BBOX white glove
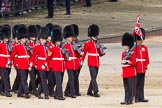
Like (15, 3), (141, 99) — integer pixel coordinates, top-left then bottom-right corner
(41, 65), (45, 69)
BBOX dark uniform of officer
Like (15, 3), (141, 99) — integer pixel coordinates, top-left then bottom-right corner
(45, 0), (54, 18)
(85, 0), (91, 7)
(65, 0), (71, 15)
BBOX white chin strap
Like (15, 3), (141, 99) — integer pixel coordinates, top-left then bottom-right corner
(91, 37), (97, 41)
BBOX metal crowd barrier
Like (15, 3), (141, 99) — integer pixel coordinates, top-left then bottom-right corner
(0, 0), (47, 15)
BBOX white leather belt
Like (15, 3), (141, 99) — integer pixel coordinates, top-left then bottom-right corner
(122, 64), (131, 67)
(18, 55), (30, 58)
(52, 58), (64, 60)
(88, 53), (99, 56)
(69, 57), (77, 60)
(0, 54), (10, 57)
(136, 59), (146, 62)
(37, 57), (46, 60)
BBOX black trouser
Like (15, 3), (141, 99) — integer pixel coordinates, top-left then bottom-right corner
(29, 67), (39, 93)
(65, 69), (76, 96)
(0, 79), (4, 93)
(65, 0), (71, 14)
(18, 69), (29, 94)
(136, 73), (145, 100)
(47, 0), (54, 17)
(85, 0), (91, 6)
(123, 77), (134, 103)
(12, 68), (19, 91)
(0, 68), (11, 93)
(48, 69), (56, 95)
(74, 70), (80, 94)
(54, 72), (64, 97)
(38, 70), (49, 96)
(88, 66), (99, 94)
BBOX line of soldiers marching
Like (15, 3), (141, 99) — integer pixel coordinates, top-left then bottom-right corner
(0, 23), (106, 100)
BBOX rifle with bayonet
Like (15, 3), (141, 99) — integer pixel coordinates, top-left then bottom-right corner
(8, 39), (13, 52)
(61, 43), (70, 61)
(72, 40), (83, 57)
(96, 38), (107, 56)
(123, 44), (136, 64)
(25, 40), (33, 53)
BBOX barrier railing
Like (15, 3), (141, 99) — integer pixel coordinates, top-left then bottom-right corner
(0, 0), (47, 15)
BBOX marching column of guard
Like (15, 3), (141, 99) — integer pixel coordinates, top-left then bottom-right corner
(0, 23), (105, 100)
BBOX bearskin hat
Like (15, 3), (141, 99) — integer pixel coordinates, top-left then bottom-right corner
(12, 24), (20, 39)
(1, 25), (11, 39)
(51, 25), (63, 43)
(28, 25), (38, 38)
(17, 24), (28, 40)
(3, 24), (11, 29)
(54, 25), (62, 30)
(46, 23), (54, 36)
(122, 32), (134, 48)
(132, 28), (146, 41)
(39, 27), (49, 39)
(71, 24), (79, 37)
(88, 24), (99, 37)
(63, 25), (74, 39)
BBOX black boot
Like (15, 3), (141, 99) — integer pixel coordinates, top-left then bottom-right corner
(25, 93), (31, 99)
(57, 96), (65, 100)
(17, 94), (25, 97)
(38, 95), (43, 99)
(45, 95), (49, 100)
(87, 92), (94, 96)
(6, 92), (12, 97)
(94, 93), (100, 97)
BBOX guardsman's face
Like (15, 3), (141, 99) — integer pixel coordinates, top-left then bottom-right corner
(137, 40), (143, 45)
(40, 38), (47, 44)
(48, 36), (51, 41)
(55, 41), (61, 46)
(14, 37), (18, 41)
(66, 36), (73, 42)
(30, 37), (36, 41)
(123, 45), (129, 51)
(20, 38), (27, 44)
(3, 38), (9, 42)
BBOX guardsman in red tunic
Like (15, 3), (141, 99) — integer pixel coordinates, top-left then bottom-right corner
(45, 23), (56, 97)
(120, 33), (136, 105)
(63, 25), (78, 98)
(27, 25), (39, 96)
(48, 25), (65, 100)
(11, 24), (20, 93)
(82, 24), (105, 97)
(0, 25), (12, 97)
(71, 24), (83, 96)
(29, 27), (49, 99)
(0, 26), (3, 94)
(133, 28), (150, 103)
(8, 24), (31, 99)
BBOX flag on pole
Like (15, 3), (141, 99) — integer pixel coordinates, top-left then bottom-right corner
(133, 14), (144, 40)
